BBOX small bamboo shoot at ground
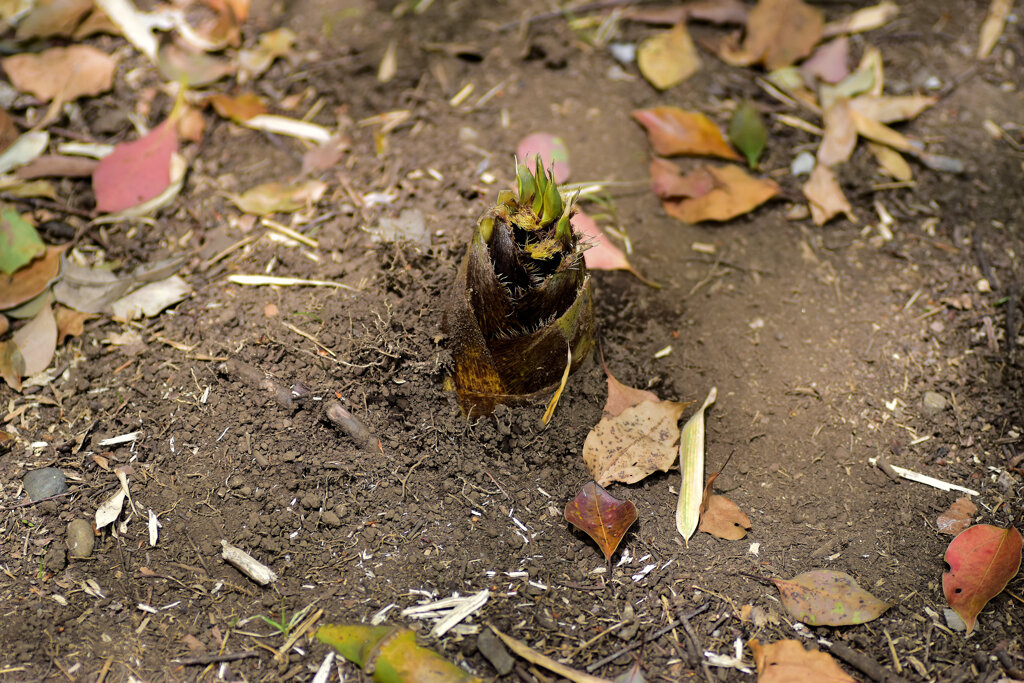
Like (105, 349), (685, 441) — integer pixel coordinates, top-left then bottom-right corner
(443, 160), (595, 416)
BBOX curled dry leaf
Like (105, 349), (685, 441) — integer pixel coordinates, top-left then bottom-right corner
(942, 524), (1023, 633)
(1, 45), (116, 103)
(228, 180), (327, 215)
(978, 0), (1013, 59)
(583, 399), (686, 486)
(772, 570), (890, 626)
(55, 305), (93, 345)
(750, 639), (855, 683)
(849, 94), (937, 124)
(676, 387), (716, 541)
(662, 165), (779, 223)
(817, 98), (856, 167)
(936, 497), (978, 535)
(564, 481), (638, 562)
(867, 142), (912, 182)
(632, 107), (740, 160)
(802, 164), (853, 226)
(9, 302), (57, 379)
(571, 212), (658, 287)
(823, 1), (899, 38)
(637, 22), (701, 90)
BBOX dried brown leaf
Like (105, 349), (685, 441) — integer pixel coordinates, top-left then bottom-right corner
(802, 164), (853, 226)
(750, 639), (856, 683)
(632, 107), (740, 160)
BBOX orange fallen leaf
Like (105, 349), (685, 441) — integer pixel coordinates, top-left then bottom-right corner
(661, 165), (779, 223)
(632, 107), (740, 160)
(698, 467), (751, 540)
(943, 524), (1023, 633)
(583, 399), (686, 486)
(207, 92), (268, 123)
(802, 164), (853, 226)
(936, 497), (977, 536)
(564, 481), (637, 562)
(55, 305), (94, 345)
(772, 570), (890, 626)
(750, 639), (855, 683)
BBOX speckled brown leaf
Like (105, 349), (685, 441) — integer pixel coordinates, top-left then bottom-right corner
(564, 481), (638, 562)
(750, 639), (855, 683)
(772, 570), (890, 626)
(584, 400), (686, 486)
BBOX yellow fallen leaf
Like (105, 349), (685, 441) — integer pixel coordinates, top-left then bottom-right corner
(867, 142), (912, 181)
(637, 22), (701, 90)
(978, 0), (1013, 58)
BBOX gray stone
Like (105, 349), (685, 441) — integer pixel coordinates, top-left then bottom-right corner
(922, 391), (948, 416)
(367, 209), (429, 250)
(943, 608), (967, 632)
(67, 519), (95, 559)
(477, 628), (514, 676)
(23, 467), (67, 501)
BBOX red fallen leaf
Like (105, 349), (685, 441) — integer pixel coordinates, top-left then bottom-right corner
(632, 107), (740, 160)
(772, 570), (890, 626)
(750, 639), (855, 683)
(564, 481), (637, 562)
(943, 524), (1023, 633)
(571, 211), (658, 287)
(650, 158), (716, 199)
(92, 120), (178, 213)
(936, 497), (977, 535)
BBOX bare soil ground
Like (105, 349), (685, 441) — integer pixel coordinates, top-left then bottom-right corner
(2, 1), (1023, 681)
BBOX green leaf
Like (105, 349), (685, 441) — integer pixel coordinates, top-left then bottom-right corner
(0, 208), (44, 275)
(728, 101), (767, 169)
(516, 162), (536, 205)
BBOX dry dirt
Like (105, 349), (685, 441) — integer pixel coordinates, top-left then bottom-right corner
(1, 1), (1023, 681)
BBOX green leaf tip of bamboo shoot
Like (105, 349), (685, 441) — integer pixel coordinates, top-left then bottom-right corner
(516, 161), (536, 205)
(541, 174), (563, 224)
(531, 157), (547, 216)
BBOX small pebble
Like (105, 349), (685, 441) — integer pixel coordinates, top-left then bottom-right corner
(23, 467), (67, 501)
(791, 151), (816, 176)
(67, 519), (95, 559)
(477, 628), (514, 676)
(922, 391), (948, 416)
(943, 608), (967, 631)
